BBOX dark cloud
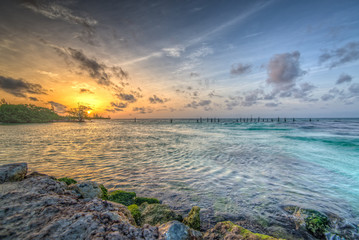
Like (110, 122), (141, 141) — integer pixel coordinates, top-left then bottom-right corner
(190, 72), (199, 77)
(149, 95), (169, 104)
(116, 93), (136, 103)
(48, 101), (67, 113)
(29, 97), (39, 101)
(67, 48), (111, 86)
(112, 66), (128, 80)
(185, 100), (211, 109)
(208, 90), (222, 98)
(267, 51), (306, 91)
(133, 107), (153, 114)
(110, 102), (127, 109)
(349, 83), (359, 94)
(321, 93), (335, 101)
(0, 75), (47, 98)
(336, 74), (352, 84)
(230, 63), (252, 75)
(51, 47), (128, 88)
(22, 0), (97, 44)
(22, 0), (97, 27)
(265, 102), (279, 107)
(319, 42), (359, 68)
(80, 88), (94, 94)
(242, 89), (263, 106)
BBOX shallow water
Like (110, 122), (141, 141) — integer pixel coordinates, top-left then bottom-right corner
(0, 119), (358, 234)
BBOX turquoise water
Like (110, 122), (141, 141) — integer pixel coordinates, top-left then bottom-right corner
(0, 119), (358, 234)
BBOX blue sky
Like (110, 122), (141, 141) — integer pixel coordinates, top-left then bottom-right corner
(0, 0), (358, 117)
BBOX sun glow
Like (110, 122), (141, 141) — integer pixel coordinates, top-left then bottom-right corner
(87, 110), (91, 114)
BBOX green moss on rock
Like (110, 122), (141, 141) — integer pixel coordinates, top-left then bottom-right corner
(108, 190), (136, 206)
(305, 212), (329, 238)
(183, 206), (201, 230)
(139, 202), (183, 226)
(58, 177), (77, 185)
(134, 197), (160, 205)
(128, 204), (141, 226)
(203, 221), (283, 240)
(99, 184), (108, 200)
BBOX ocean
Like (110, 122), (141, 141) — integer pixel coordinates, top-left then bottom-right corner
(1, 118), (358, 236)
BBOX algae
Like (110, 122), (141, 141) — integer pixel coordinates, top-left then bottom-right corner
(57, 177), (77, 185)
(134, 197), (160, 205)
(128, 204), (141, 226)
(108, 190), (136, 206)
(183, 206), (201, 230)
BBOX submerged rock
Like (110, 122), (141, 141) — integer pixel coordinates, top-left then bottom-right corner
(158, 220), (202, 240)
(0, 163), (27, 183)
(183, 206), (201, 231)
(203, 221), (283, 240)
(139, 202), (183, 226)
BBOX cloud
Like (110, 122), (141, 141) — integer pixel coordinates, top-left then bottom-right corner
(48, 101), (67, 113)
(349, 83), (359, 95)
(185, 99), (211, 109)
(190, 72), (199, 77)
(242, 89), (263, 106)
(267, 51), (306, 91)
(230, 63), (252, 75)
(321, 93), (335, 101)
(149, 95), (169, 104)
(107, 101), (128, 112)
(22, 0), (97, 26)
(116, 93), (137, 103)
(80, 88), (94, 94)
(53, 47), (128, 88)
(133, 107), (153, 114)
(67, 48), (111, 86)
(37, 70), (58, 78)
(29, 97), (39, 101)
(336, 73), (352, 84)
(162, 46), (185, 57)
(0, 75), (47, 98)
(265, 102), (279, 107)
(319, 42), (359, 68)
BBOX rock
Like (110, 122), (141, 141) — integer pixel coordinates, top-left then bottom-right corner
(203, 221), (283, 240)
(0, 163), (27, 183)
(139, 202), (183, 226)
(158, 220), (202, 240)
(0, 171), (159, 239)
(183, 206), (201, 230)
(69, 181), (104, 200)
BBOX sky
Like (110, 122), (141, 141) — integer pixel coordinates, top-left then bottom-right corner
(0, 0), (359, 118)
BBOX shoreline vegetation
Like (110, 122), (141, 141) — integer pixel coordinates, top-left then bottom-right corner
(0, 163), (353, 239)
(0, 101), (110, 123)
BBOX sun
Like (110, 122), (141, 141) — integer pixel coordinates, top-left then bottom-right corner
(87, 110), (91, 114)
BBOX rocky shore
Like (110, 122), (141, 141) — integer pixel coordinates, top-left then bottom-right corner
(0, 163), (356, 239)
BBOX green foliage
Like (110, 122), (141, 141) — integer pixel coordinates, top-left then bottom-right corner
(58, 177), (77, 185)
(134, 197), (160, 205)
(128, 204), (141, 226)
(99, 184), (108, 200)
(305, 213), (330, 238)
(108, 190), (136, 206)
(183, 206), (201, 230)
(0, 103), (61, 123)
(67, 105), (91, 122)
